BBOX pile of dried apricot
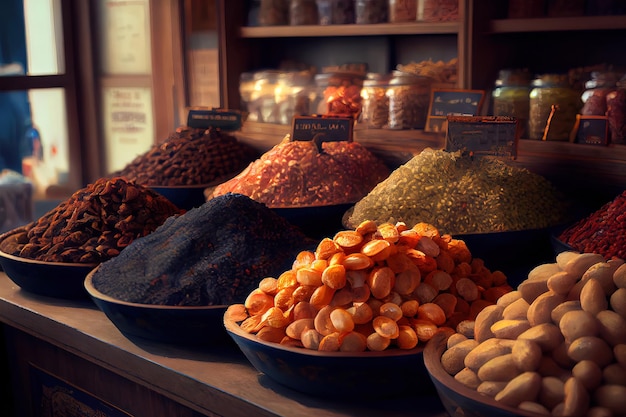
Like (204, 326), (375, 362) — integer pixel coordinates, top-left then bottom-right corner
(225, 220), (512, 352)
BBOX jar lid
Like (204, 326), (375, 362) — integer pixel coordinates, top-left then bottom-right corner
(531, 73), (569, 88)
(584, 71), (622, 89)
(389, 71), (433, 86)
(495, 69), (530, 87)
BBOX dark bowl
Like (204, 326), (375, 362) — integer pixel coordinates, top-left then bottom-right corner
(224, 315), (434, 399)
(149, 184), (209, 210)
(424, 332), (539, 417)
(0, 227), (98, 299)
(85, 267), (229, 345)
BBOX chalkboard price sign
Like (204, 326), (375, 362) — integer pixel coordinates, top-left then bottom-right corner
(445, 116), (519, 158)
(425, 89), (485, 132)
(187, 108), (242, 131)
(291, 115), (354, 143)
(571, 115), (609, 146)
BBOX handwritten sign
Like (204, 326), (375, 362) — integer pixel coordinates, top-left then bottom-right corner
(445, 116), (519, 158)
(291, 115), (354, 143)
(571, 114), (609, 146)
(425, 89), (485, 133)
(187, 108), (242, 131)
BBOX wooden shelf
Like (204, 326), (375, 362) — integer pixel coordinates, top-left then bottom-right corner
(240, 22), (460, 38)
(489, 15), (626, 33)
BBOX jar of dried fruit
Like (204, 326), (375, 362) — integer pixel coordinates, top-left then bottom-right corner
(314, 71), (365, 119)
(355, 0), (388, 23)
(606, 75), (626, 144)
(528, 73), (582, 140)
(360, 73), (391, 128)
(259, 0), (289, 26)
(386, 71), (433, 130)
(492, 69), (531, 137)
(581, 71), (621, 116)
(289, 0), (319, 25)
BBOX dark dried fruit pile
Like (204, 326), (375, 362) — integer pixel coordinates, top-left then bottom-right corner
(1, 177), (183, 263)
(113, 127), (259, 186)
(90, 193), (316, 306)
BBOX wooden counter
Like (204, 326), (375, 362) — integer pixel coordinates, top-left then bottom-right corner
(0, 273), (448, 417)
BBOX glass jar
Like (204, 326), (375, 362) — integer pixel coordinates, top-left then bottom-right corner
(528, 74), (582, 141)
(492, 69), (531, 137)
(507, 0), (545, 18)
(416, 0), (459, 22)
(360, 73), (390, 128)
(355, 0), (388, 23)
(581, 71), (621, 116)
(386, 71), (433, 130)
(290, 0), (319, 25)
(259, 0), (289, 26)
(314, 71), (365, 118)
(388, 0), (417, 22)
(276, 70), (315, 124)
(606, 76), (626, 144)
(316, 0), (355, 24)
(547, 0), (584, 16)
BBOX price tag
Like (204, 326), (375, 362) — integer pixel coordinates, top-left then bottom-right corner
(187, 108), (242, 131)
(571, 115), (609, 146)
(425, 89), (485, 133)
(291, 115), (354, 143)
(445, 116), (519, 159)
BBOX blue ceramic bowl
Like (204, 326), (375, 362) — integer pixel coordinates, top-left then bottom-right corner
(85, 266), (229, 345)
(224, 315), (433, 399)
(424, 332), (538, 417)
(0, 227), (98, 299)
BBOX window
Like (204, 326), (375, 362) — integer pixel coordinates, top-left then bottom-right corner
(0, 0), (99, 203)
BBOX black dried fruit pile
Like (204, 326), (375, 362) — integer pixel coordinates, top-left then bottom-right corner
(90, 193), (315, 306)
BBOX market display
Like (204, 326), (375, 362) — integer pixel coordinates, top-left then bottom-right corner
(90, 193), (314, 306)
(211, 137), (390, 208)
(225, 220), (513, 352)
(112, 126), (259, 186)
(344, 148), (568, 235)
(434, 251), (626, 416)
(558, 190), (626, 260)
(0, 177), (183, 264)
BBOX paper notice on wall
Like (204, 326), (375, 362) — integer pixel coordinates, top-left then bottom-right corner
(100, 0), (151, 75)
(102, 87), (154, 173)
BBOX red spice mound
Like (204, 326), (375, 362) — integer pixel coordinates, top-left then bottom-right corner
(211, 137), (390, 208)
(558, 190), (626, 259)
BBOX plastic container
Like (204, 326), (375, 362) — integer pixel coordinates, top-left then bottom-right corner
(290, 0), (319, 25)
(388, 0), (417, 22)
(360, 73), (390, 128)
(316, 0), (355, 24)
(581, 71), (621, 116)
(492, 69), (531, 137)
(259, 0), (289, 26)
(386, 71), (433, 130)
(528, 73), (582, 141)
(606, 76), (626, 144)
(355, 0), (388, 23)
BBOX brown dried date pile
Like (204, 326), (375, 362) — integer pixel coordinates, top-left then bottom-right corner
(2, 177), (183, 263)
(211, 137), (390, 208)
(113, 127), (259, 186)
(90, 193), (315, 306)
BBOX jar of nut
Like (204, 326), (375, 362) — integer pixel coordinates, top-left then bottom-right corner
(355, 0), (388, 23)
(606, 75), (626, 144)
(492, 69), (531, 137)
(386, 71), (433, 130)
(289, 0), (319, 25)
(360, 73), (391, 128)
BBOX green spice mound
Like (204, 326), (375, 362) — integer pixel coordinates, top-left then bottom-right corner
(345, 148), (568, 235)
(91, 193), (314, 306)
